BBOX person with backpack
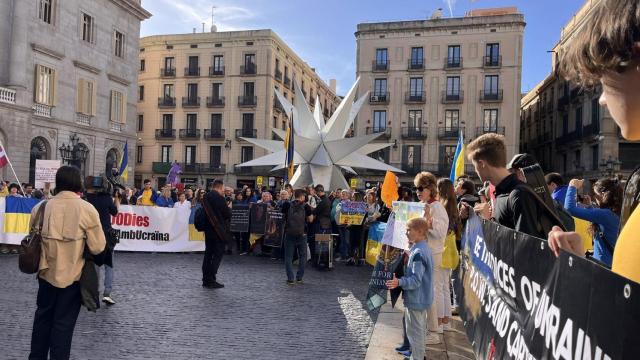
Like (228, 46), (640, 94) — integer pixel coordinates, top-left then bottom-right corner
(281, 189), (314, 285)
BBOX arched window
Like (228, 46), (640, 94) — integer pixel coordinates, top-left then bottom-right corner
(29, 137), (50, 185)
(106, 148), (119, 176)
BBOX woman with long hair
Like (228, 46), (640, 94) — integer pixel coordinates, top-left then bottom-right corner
(564, 178), (622, 266)
(437, 178), (463, 317)
(414, 172), (449, 345)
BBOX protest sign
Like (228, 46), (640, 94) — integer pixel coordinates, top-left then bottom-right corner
(230, 203), (250, 233)
(249, 203), (268, 234)
(458, 212), (640, 359)
(263, 210), (284, 247)
(338, 201), (367, 226)
(381, 201), (425, 250)
(35, 159), (61, 189)
(366, 244), (404, 310)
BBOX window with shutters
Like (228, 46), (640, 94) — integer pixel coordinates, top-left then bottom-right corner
(39, 0), (54, 24)
(136, 146), (143, 163)
(35, 65), (56, 106)
(110, 90), (125, 123)
(76, 78), (96, 115)
(114, 30), (125, 58)
(81, 13), (95, 44)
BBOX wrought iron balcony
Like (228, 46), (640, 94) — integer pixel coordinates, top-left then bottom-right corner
(372, 60), (389, 72)
(238, 95), (257, 107)
(179, 129), (200, 139)
(206, 96), (225, 107)
(400, 162), (423, 176)
(369, 92), (389, 105)
(233, 165), (274, 175)
(240, 63), (257, 75)
(160, 67), (176, 77)
(365, 127), (392, 139)
(181, 96), (200, 108)
(184, 67), (200, 77)
(158, 96), (176, 107)
(479, 90), (503, 102)
(209, 66), (225, 77)
(152, 162), (172, 174)
(475, 127), (506, 137)
(155, 129), (176, 140)
(204, 129), (225, 140)
(201, 163), (226, 174)
(401, 127), (428, 140)
(444, 57), (463, 69)
(441, 91), (464, 104)
(438, 127), (464, 139)
(407, 59), (424, 71)
(235, 128), (257, 138)
(275, 69), (282, 81)
(182, 163), (200, 174)
(405, 91), (426, 104)
(483, 55), (502, 68)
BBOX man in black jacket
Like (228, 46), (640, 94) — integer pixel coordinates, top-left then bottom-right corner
(202, 180), (231, 289)
(314, 185), (332, 234)
(467, 134), (550, 239)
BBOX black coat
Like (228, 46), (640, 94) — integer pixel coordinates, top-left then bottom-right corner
(203, 190), (232, 236)
(492, 174), (548, 239)
(85, 192), (118, 267)
(314, 195), (332, 229)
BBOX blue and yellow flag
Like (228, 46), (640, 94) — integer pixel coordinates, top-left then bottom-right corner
(119, 141), (128, 182)
(4, 197), (41, 233)
(284, 114), (295, 183)
(365, 221), (387, 266)
(188, 205), (205, 241)
(449, 130), (465, 182)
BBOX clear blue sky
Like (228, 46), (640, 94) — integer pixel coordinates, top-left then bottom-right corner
(140, 0), (585, 95)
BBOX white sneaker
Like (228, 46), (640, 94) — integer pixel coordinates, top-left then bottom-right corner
(436, 324), (444, 334)
(426, 332), (441, 345)
(102, 296), (116, 305)
(443, 323), (454, 332)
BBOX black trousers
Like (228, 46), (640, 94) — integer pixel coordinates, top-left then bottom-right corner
(202, 231), (225, 284)
(30, 278), (81, 360)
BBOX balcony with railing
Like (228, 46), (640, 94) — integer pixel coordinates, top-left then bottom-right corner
(407, 59), (424, 71)
(109, 121), (123, 132)
(201, 163), (226, 174)
(441, 91), (464, 104)
(234, 165), (274, 175)
(401, 127), (428, 140)
(284, 76), (291, 88)
(400, 162), (424, 176)
(75, 113), (92, 126)
(204, 129), (225, 140)
(235, 128), (257, 138)
(155, 129), (176, 140)
(179, 129), (200, 139)
(158, 96), (176, 108)
(369, 92), (390, 105)
(206, 96), (225, 108)
(240, 63), (257, 75)
(275, 69), (282, 81)
(209, 66), (225, 77)
(152, 162), (172, 174)
(182, 96), (200, 108)
(479, 90), (503, 103)
(365, 127), (392, 139)
(238, 95), (257, 107)
(0, 86), (16, 104)
(438, 127), (464, 139)
(160, 67), (176, 77)
(483, 55), (502, 68)
(444, 57), (463, 70)
(33, 103), (52, 117)
(372, 60), (389, 72)
(184, 67), (200, 77)
(475, 126), (506, 137)
(405, 91), (426, 104)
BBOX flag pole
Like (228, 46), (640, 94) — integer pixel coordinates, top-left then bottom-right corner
(0, 140), (26, 195)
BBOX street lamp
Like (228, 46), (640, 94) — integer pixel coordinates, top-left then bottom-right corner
(599, 156), (622, 178)
(58, 133), (89, 171)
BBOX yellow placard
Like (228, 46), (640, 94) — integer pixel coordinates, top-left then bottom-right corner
(256, 176), (264, 187)
(350, 178), (358, 188)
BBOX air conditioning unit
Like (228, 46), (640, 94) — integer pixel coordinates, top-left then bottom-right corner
(371, 95), (379, 102)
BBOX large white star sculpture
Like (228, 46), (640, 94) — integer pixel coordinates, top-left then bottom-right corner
(236, 77), (404, 190)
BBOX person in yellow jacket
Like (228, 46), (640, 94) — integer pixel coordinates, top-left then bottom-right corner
(547, 0), (640, 284)
(0, 181), (8, 197)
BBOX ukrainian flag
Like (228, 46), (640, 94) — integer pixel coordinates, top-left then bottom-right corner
(365, 221), (387, 266)
(449, 130), (465, 182)
(284, 115), (295, 183)
(4, 197), (41, 233)
(119, 141), (128, 182)
(188, 206), (204, 241)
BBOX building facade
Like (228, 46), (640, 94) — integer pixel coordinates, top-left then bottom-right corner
(136, 29), (341, 189)
(0, 0), (150, 187)
(354, 8), (525, 184)
(520, 0), (640, 185)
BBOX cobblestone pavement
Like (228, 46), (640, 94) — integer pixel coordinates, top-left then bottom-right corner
(0, 253), (378, 360)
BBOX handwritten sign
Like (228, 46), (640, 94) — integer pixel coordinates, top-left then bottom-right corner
(35, 159), (61, 190)
(338, 201), (367, 226)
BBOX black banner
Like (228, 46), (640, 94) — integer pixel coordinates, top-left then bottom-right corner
(459, 213), (640, 359)
(230, 204), (250, 233)
(263, 210), (284, 247)
(249, 203), (268, 235)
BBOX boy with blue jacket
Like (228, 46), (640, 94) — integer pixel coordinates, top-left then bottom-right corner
(387, 216), (434, 360)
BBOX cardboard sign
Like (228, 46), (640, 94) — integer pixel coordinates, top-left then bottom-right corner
(338, 201), (367, 226)
(35, 159), (61, 190)
(230, 204), (250, 233)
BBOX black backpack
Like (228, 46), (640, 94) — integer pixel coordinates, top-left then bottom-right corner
(194, 206), (208, 232)
(286, 202), (306, 236)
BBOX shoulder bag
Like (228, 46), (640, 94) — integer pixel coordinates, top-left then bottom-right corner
(19, 201), (47, 274)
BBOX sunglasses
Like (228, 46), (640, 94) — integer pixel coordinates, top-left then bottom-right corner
(415, 186), (425, 192)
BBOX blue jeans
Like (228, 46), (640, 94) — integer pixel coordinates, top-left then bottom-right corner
(103, 265), (114, 296)
(338, 226), (350, 258)
(284, 234), (307, 281)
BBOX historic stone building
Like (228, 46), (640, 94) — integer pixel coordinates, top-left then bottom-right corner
(354, 8), (525, 184)
(0, 0), (150, 186)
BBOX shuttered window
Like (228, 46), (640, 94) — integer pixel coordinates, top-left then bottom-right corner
(34, 65), (56, 106)
(110, 90), (125, 123)
(76, 78), (96, 115)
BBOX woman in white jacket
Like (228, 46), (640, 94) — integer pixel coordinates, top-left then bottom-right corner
(414, 171), (449, 344)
